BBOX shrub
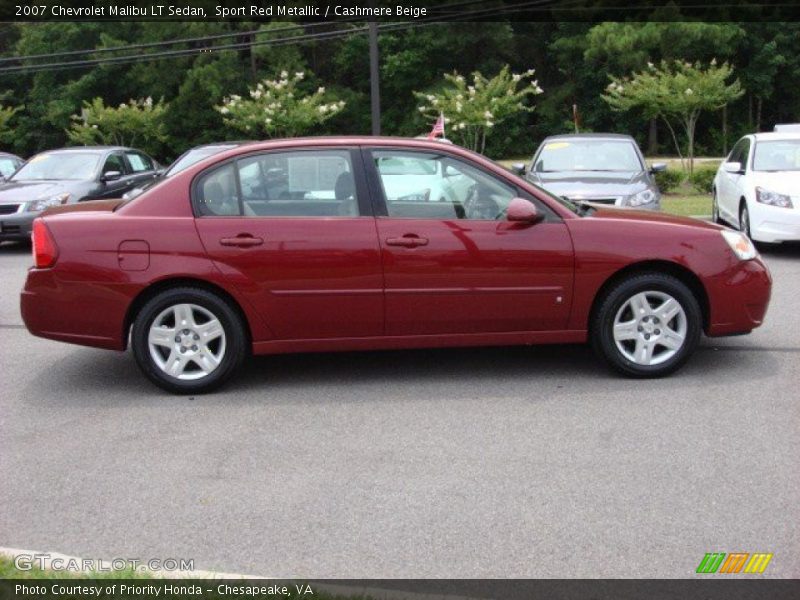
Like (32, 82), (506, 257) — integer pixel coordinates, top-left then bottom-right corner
(654, 167), (684, 193)
(688, 166), (717, 194)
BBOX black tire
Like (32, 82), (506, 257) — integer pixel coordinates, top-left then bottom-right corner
(711, 190), (723, 224)
(739, 202), (751, 239)
(131, 287), (247, 394)
(591, 272), (702, 378)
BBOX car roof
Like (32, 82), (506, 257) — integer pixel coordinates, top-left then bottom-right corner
(0, 151), (22, 159)
(750, 132), (800, 141)
(36, 146), (136, 154)
(541, 133), (636, 142)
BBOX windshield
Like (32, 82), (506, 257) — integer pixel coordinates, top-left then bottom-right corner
(533, 139), (643, 172)
(0, 157), (19, 178)
(12, 151), (100, 181)
(752, 140), (800, 171)
(166, 145), (236, 176)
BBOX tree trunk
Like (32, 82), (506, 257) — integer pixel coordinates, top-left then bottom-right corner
(756, 97), (763, 132)
(722, 104), (728, 156)
(662, 117), (685, 173)
(647, 118), (658, 155)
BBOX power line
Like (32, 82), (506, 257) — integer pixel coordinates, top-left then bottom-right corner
(0, 0), (493, 66)
(0, 0), (556, 76)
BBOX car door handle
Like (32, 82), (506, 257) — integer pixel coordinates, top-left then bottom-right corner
(219, 235), (263, 247)
(386, 235), (429, 248)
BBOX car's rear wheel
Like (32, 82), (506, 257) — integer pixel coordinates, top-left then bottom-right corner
(132, 287), (247, 394)
(592, 273), (701, 377)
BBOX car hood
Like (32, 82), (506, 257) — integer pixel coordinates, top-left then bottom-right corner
(0, 180), (74, 203)
(748, 170), (800, 195)
(586, 205), (723, 231)
(529, 170), (649, 198)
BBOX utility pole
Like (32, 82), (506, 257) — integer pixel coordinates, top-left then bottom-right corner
(368, 21), (381, 135)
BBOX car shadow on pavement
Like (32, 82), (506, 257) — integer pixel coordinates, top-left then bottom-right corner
(23, 339), (770, 405)
(0, 240), (31, 254)
(757, 241), (800, 257)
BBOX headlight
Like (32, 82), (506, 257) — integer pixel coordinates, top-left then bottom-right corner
(627, 189), (657, 207)
(755, 186), (793, 208)
(721, 230), (758, 260)
(28, 193), (70, 212)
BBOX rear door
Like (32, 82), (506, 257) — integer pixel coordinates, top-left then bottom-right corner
(124, 150), (159, 189)
(193, 147), (384, 340)
(364, 147), (574, 336)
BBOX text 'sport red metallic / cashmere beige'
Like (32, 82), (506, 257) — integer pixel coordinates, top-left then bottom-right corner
(20, 137), (771, 393)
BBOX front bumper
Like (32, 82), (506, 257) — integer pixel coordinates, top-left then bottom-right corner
(750, 203), (800, 243)
(706, 256), (772, 336)
(0, 208), (36, 241)
(572, 196), (661, 211)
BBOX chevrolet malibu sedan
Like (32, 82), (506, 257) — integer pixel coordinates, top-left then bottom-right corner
(713, 132), (800, 243)
(0, 146), (158, 242)
(21, 137), (771, 393)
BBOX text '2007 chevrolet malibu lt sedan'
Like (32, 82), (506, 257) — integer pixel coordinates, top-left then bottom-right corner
(21, 137), (772, 393)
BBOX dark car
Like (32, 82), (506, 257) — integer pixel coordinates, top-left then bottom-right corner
(0, 151), (23, 181)
(514, 134), (666, 210)
(123, 142), (252, 200)
(0, 146), (159, 242)
(21, 137), (770, 394)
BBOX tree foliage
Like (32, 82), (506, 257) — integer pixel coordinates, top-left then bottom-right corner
(216, 71), (345, 138)
(66, 97), (168, 155)
(603, 60), (743, 171)
(415, 66), (542, 152)
(0, 104), (21, 146)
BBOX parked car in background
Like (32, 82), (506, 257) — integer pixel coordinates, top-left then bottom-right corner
(514, 134), (666, 210)
(123, 142), (251, 200)
(0, 151), (23, 181)
(21, 137), (771, 393)
(0, 146), (159, 242)
(713, 132), (800, 244)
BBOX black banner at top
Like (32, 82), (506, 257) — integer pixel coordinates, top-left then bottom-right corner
(3, 0), (800, 22)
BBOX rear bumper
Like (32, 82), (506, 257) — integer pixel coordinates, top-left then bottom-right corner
(705, 256), (772, 336)
(21, 268), (130, 351)
(0, 210), (35, 240)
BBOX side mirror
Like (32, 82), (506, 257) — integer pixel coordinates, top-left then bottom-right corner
(723, 161), (743, 174)
(506, 197), (542, 223)
(101, 170), (122, 182)
(511, 163), (527, 176)
(649, 162), (667, 173)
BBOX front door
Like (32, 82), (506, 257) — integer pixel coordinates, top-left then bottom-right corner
(193, 148), (383, 340)
(365, 148), (574, 336)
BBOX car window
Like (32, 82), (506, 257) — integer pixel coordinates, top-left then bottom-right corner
(102, 153), (127, 175)
(236, 150), (359, 217)
(752, 140), (800, 171)
(373, 150), (517, 220)
(0, 157), (19, 177)
(195, 163), (240, 216)
(728, 139), (750, 168)
(126, 152), (154, 173)
(533, 139), (643, 172)
(11, 151), (101, 181)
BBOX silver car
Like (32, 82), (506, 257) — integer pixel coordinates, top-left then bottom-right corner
(514, 133), (666, 210)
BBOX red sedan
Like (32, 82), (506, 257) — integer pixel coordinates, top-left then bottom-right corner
(21, 137), (771, 393)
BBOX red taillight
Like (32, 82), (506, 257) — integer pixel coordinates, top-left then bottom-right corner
(32, 219), (58, 268)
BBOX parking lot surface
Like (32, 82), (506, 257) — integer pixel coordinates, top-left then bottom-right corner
(1, 240), (798, 578)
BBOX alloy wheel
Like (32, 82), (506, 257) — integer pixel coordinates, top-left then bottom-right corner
(612, 290), (688, 366)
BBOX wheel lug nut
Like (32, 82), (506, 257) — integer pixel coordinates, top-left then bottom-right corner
(180, 346), (186, 353)
(193, 334), (199, 340)
(637, 326), (643, 332)
(192, 345), (198, 351)
(644, 334), (650, 340)
(175, 336), (181, 343)
(655, 329), (661, 335)
(183, 329), (190, 335)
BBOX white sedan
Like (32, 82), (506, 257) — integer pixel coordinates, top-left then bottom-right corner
(713, 132), (800, 243)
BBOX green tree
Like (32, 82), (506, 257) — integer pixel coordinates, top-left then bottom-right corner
(0, 103), (21, 146)
(603, 60), (743, 172)
(66, 96), (168, 155)
(216, 71), (345, 138)
(415, 66), (542, 153)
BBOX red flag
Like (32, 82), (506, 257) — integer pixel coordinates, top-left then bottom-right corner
(427, 113), (445, 139)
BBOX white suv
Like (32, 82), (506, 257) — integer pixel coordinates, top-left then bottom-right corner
(713, 132), (800, 243)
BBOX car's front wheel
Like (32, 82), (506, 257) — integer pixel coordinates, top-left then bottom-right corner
(592, 273), (702, 377)
(131, 287), (247, 394)
(740, 202), (752, 239)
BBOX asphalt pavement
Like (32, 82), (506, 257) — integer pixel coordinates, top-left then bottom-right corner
(0, 240), (798, 578)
